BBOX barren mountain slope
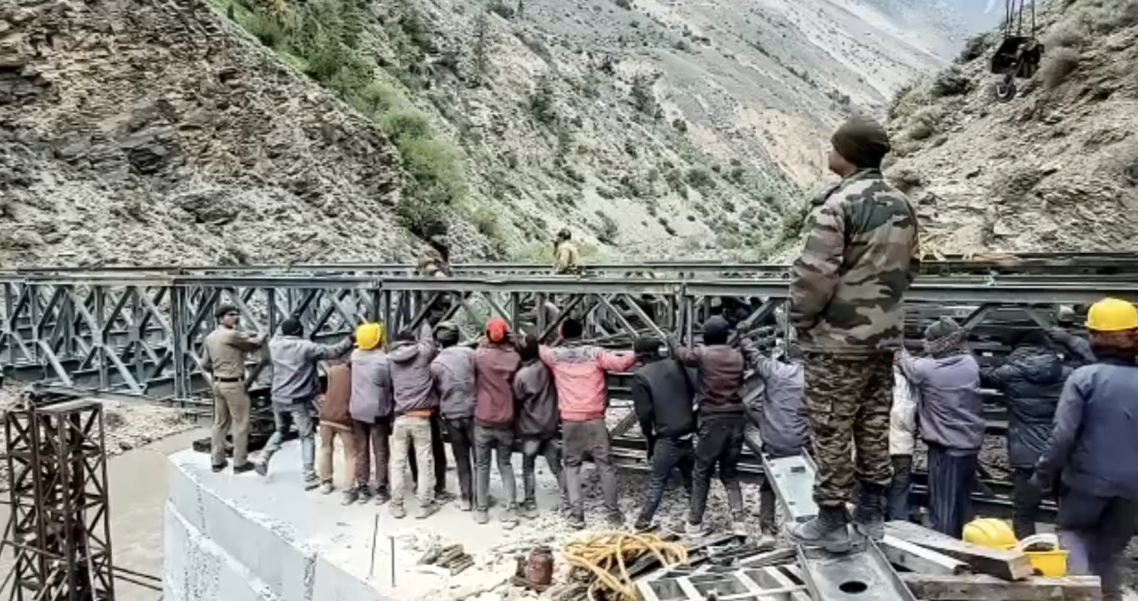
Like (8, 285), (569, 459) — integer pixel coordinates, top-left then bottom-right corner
(0, 0), (470, 267)
(2, 0), (964, 267)
(885, 0), (1138, 256)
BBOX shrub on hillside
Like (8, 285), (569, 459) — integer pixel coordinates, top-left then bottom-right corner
(595, 210), (619, 244)
(956, 32), (993, 63)
(487, 0), (515, 19)
(685, 167), (715, 191)
(382, 109), (433, 144)
(244, 11), (287, 49)
(906, 106), (942, 141)
(931, 66), (972, 98)
(1041, 47), (1080, 89)
(530, 76), (557, 124)
(400, 138), (466, 206)
(614, 0), (631, 9)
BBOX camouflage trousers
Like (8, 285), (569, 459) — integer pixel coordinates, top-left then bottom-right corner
(804, 352), (893, 508)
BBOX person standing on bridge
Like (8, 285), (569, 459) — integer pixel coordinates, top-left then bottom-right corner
(203, 305), (266, 474)
(630, 337), (697, 532)
(539, 317), (636, 529)
(430, 322), (478, 512)
(897, 318), (984, 538)
(666, 316), (749, 537)
(258, 319), (354, 488)
(473, 318), (523, 526)
(553, 229), (581, 275)
(788, 114), (919, 551)
(1034, 298), (1138, 601)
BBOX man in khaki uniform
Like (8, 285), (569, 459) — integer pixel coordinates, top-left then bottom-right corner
(202, 305), (265, 473)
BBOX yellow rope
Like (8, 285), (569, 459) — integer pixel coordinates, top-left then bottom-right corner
(561, 531), (689, 601)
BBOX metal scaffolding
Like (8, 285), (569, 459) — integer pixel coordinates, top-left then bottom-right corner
(2, 395), (115, 601)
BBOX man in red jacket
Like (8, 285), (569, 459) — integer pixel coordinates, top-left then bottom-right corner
(539, 318), (636, 529)
(473, 318), (523, 526)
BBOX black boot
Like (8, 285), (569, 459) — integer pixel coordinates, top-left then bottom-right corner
(789, 506), (852, 553)
(852, 482), (885, 542)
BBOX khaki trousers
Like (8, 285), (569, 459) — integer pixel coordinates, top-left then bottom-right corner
(318, 424), (358, 486)
(210, 381), (251, 467)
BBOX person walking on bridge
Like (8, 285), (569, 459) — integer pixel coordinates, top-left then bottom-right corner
(788, 114), (919, 552)
(539, 317), (636, 529)
(259, 319), (354, 489)
(1035, 298), (1138, 601)
(202, 305), (265, 474)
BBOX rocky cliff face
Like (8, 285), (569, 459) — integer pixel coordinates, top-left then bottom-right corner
(885, 0), (1138, 256)
(1, 0), (962, 267)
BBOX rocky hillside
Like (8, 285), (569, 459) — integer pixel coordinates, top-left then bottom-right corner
(1, 0), (963, 267)
(885, 0), (1138, 256)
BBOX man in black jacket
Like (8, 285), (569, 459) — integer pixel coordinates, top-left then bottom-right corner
(632, 337), (698, 531)
(981, 330), (1071, 538)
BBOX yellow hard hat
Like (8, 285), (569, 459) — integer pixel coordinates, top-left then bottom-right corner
(1085, 298), (1138, 332)
(356, 322), (386, 350)
(963, 518), (1017, 549)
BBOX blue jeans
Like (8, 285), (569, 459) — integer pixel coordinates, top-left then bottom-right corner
(635, 436), (694, 527)
(264, 401), (317, 482)
(886, 455), (913, 522)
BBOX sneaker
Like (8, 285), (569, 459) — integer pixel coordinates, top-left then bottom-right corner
(851, 484), (885, 542)
(390, 504), (407, 519)
(435, 490), (456, 503)
(233, 462), (256, 475)
(459, 498), (473, 512)
(303, 478), (320, 492)
(520, 501), (539, 519)
(342, 488), (360, 505)
(253, 461), (269, 477)
(606, 511), (625, 529)
(566, 514), (586, 530)
(374, 491), (391, 505)
(685, 522), (706, 537)
(211, 460), (229, 473)
(416, 502), (441, 520)
(356, 486), (374, 504)
(633, 519), (653, 532)
(320, 481), (334, 495)
(731, 516), (749, 537)
(474, 510), (490, 524)
(788, 507), (852, 554)
(756, 533), (777, 551)
(501, 506), (520, 528)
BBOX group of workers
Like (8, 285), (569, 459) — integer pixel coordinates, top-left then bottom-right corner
(202, 113), (1138, 600)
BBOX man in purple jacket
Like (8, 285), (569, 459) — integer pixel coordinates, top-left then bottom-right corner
(429, 322), (477, 511)
(388, 329), (442, 519)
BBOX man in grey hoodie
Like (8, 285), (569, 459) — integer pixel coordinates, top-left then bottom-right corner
(897, 318), (984, 538)
(389, 328), (442, 519)
(259, 319), (354, 489)
(752, 344), (809, 545)
(430, 322), (477, 511)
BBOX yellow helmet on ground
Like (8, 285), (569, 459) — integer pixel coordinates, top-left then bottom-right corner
(1086, 298), (1138, 332)
(356, 322), (386, 350)
(963, 518), (1017, 549)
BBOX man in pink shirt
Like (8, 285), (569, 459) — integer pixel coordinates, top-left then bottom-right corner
(538, 318), (636, 529)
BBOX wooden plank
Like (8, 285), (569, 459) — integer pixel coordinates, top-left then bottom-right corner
(900, 573), (1102, 601)
(880, 534), (970, 575)
(884, 521), (1034, 581)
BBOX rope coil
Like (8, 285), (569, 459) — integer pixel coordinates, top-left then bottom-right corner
(561, 530), (688, 601)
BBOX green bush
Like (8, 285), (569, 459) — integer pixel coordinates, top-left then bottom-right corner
(956, 33), (992, 63)
(595, 210), (619, 244)
(244, 11), (287, 49)
(471, 204), (501, 237)
(382, 109), (433, 144)
(351, 81), (403, 117)
(630, 75), (658, 117)
(685, 167), (715, 191)
(931, 66), (972, 98)
(488, 0), (515, 18)
(614, 0), (631, 8)
(530, 76), (557, 124)
(400, 138), (466, 206)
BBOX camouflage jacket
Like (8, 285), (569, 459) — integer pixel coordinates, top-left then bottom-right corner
(416, 245), (451, 277)
(788, 169), (919, 355)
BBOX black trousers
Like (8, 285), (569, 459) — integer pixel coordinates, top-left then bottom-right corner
(927, 445), (977, 538)
(408, 413), (449, 495)
(689, 416), (745, 525)
(444, 417), (475, 504)
(636, 436), (694, 526)
(1012, 466), (1044, 539)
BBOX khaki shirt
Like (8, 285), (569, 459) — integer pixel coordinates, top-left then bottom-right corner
(554, 241), (580, 274)
(202, 327), (262, 379)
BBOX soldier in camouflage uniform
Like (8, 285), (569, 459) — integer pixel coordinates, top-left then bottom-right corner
(787, 114), (920, 552)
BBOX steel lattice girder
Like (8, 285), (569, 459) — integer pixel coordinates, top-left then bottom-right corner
(2, 272), (1137, 403)
(3, 398), (115, 601)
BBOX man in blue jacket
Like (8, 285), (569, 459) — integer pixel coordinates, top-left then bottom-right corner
(1035, 298), (1138, 601)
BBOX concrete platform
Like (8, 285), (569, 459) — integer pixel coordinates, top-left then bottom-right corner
(163, 441), (572, 601)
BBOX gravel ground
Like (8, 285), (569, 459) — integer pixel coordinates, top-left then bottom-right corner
(0, 382), (200, 489)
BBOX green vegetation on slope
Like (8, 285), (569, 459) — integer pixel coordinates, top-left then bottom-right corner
(213, 0), (464, 240)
